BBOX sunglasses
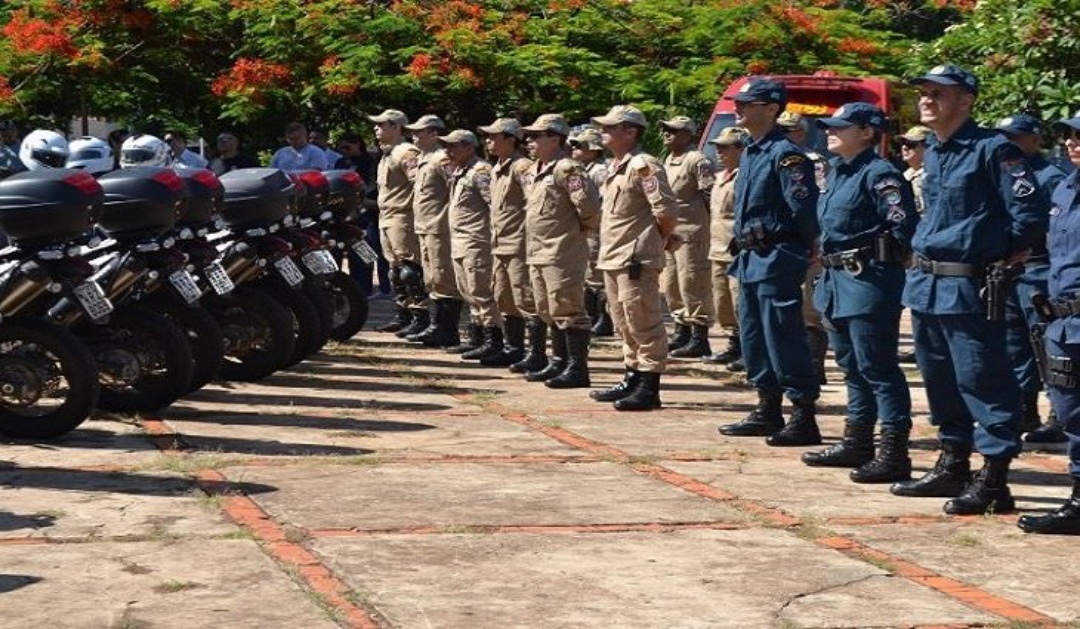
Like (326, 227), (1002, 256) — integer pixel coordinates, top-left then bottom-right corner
(899, 140), (923, 149)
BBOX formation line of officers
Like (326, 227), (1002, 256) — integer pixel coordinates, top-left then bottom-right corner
(363, 62), (1080, 535)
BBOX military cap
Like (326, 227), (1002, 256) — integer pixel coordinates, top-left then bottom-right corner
(570, 128), (604, 151)
(899, 125), (933, 143)
(659, 116), (698, 134)
(909, 64), (978, 94)
(368, 109), (409, 125)
(477, 118), (524, 139)
(1054, 111), (1080, 133)
(591, 105), (648, 129)
(438, 129), (478, 146)
(729, 77), (787, 106)
(522, 114), (571, 136)
(709, 126), (751, 146)
(777, 111), (807, 130)
(815, 102), (887, 131)
(995, 113), (1042, 136)
(404, 114), (447, 131)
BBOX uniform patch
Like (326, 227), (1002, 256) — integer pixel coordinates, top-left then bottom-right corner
(403, 156), (420, 172)
(779, 155), (805, 168)
(1050, 205), (1061, 217)
(696, 161), (714, 179)
(1013, 178), (1035, 198)
(791, 184), (809, 199)
(788, 169), (805, 182)
(1002, 159), (1028, 178)
(887, 207), (906, 223)
(474, 172), (491, 190)
(567, 175), (585, 192)
(873, 178), (904, 192)
(642, 176), (659, 194)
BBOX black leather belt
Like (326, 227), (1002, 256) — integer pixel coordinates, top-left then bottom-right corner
(733, 231), (802, 253)
(912, 254), (980, 278)
(1048, 296), (1080, 319)
(820, 246), (872, 270)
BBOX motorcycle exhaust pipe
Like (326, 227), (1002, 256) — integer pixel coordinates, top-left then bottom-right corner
(0, 274), (49, 319)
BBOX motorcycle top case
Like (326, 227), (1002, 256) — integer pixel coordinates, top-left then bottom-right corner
(0, 169), (104, 247)
(97, 167), (185, 239)
(322, 169), (363, 219)
(219, 168), (296, 228)
(288, 170), (330, 219)
(176, 168), (223, 228)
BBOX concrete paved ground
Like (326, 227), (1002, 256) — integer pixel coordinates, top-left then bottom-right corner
(1, 299), (1076, 628)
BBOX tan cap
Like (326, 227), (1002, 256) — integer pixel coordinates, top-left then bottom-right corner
(777, 111), (806, 130)
(438, 129), (478, 146)
(659, 116), (698, 133)
(404, 114), (446, 131)
(709, 126), (751, 146)
(477, 118), (523, 139)
(591, 105), (648, 129)
(899, 125), (933, 142)
(570, 128), (604, 151)
(522, 114), (571, 136)
(368, 109), (409, 125)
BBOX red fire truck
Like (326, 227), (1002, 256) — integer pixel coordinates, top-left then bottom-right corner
(699, 71), (914, 159)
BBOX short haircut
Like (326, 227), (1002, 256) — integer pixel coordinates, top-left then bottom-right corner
(165, 129), (186, 141)
(285, 122), (307, 135)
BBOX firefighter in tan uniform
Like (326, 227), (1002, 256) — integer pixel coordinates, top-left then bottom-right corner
(520, 114), (602, 388)
(570, 128), (614, 337)
(403, 114), (461, 348)
(703, 127), (750, 367)
(441, 129), (504, 361)
(369, 109), (426, 335)
(477, 118), (538, 369)
(660, 116), (717, 358)
(589, 105), (680, 411)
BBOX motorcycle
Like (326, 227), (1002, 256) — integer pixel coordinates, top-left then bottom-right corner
(311, 169), (370, 341)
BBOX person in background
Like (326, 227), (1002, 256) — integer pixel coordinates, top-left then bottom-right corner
(270, 121), (329, 171)
(897, 124), (933, 365)
(337, 132), (391, 298)
(1, 120), (21, 153)
(208, 131), (259, 174)
(310, 128), (343, 168)
(107, 128), (130, 171)
(570, 128), (614, 337)
(164, 130), (208, 169)
(0, 121), (25, 178)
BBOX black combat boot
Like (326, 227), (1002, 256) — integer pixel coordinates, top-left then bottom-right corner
(591, 290), (614, 337)
(802, 422), (874, 467)
(397, 307), (430, 339)
(943, 456), (1015, 515)
(703, 335), (740, 365)
(590, 368), (640, 402)
(546, 328), (591, 389)
(511, 318), (549, 374)
(463, 326), (504, 361)
(718, 389), (783, 437)
(1019, 390), (1043, 434)
(890, 441), (971, 498)
(726, 356), (746, 373)
(420, 299), (461, 348)
(1019, 479), (1080, 535)
(668, 323), (691, 352)
(670, 324), (711, 358)
(526, 326), (566, 382)
(481, 315), (526, 367)
(807, 326), (828, 385)
(767, 398), (822, 447)
(376, 270), (411, 333)
(446, 322), (482, 355)
(614, 372), (662, 411)
(584, 287), (599, 324)
(850, 428), (912, 484)
(1025, 408), (1068, 445)
(407, 303), (440, 342)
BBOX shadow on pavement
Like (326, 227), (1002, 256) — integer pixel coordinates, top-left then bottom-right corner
(0, 575), (43, 594)
(254, 373), (461, 395)
(180, 435), (376, 457)
(166, 409), (436, 433)
(1, 429), (158, 452)
(0, 467), (277, 496)
(0, 511), (56, 532)
(184, 390), (454, 412)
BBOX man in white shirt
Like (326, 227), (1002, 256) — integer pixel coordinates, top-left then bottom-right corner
(164, 130), (208, 169)
(269, 122), (329, 171)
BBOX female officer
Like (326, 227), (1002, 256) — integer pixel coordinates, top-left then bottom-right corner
(1018, 112), (1080, 535)
(800, 103), (919, 484)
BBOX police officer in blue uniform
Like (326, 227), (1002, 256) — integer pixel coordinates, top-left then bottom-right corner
(717, 77), (822, 446)
(994, 114), (1070, 445)
(1018, 112), (1080, 534)
(889, 65), (1048, 515)
(800, 104), (918, 483)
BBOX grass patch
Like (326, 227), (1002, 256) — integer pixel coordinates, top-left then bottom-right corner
(329, 430), (380, 439)
(947, 531), (982, 547)
(110, 610), (153, 629)
(859, 553), (899, 573)
(134, 452), (250, 474)
(793, 517), (832, 541)
(465, 390), (501, 404)
(438, 524), (484, 534)
(120, 561), (153, 575)
(152, 580), (204, 594)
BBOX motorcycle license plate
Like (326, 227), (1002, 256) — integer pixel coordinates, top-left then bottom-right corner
(302, 249), (339, 276)
(203, 262), (235, 296)
(274, 256), (305, 287)
(350, 240), (379, 266)
(73, 281), (114, 321)
(169, 270), (203, 305)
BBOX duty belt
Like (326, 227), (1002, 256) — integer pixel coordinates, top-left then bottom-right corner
(1040, 294), (1080, 320)
(820, 246), (872, 275)
(1047, 355), (1079, 389)
(733, 231), (801, 253)
(911, 254), (980, 278)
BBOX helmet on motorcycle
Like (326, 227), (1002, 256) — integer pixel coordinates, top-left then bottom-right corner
(66, 136), (115, 175)
(119, 134), (172, 168)
(19, 129), (70, 170)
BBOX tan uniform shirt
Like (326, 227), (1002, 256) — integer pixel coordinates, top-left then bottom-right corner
(663, 149), (715, 240)
(377, 141), (421, 223)
(448, 157), (494, 256)
(904, 165), (925, 214)
(597, 150), (679, 271)
(413, 148), (453, 235)
(708, 167), (739, 262)
(585, 160), (609, 192)
(490, 153), (534, 255)
(526, 153), (601, 267)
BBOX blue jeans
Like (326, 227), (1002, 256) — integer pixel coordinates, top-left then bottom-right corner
(1044, 332), (1080, 476)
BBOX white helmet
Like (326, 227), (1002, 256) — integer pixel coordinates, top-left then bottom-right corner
(66, 136), (115, 174)
(119, 134), (172, 168)
(19, 129), (70, 170)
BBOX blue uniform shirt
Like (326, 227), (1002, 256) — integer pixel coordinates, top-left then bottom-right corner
(902, 119), (1048, 314)
(1047, 171), (1080, 345)
(730, 125), (819, 284)
(814, 148), (918, 319)
(270, 144), (329, 171)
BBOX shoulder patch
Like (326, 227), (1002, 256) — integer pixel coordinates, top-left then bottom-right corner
(779, 154), (805, 168)
(514, 158), (533, 175)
